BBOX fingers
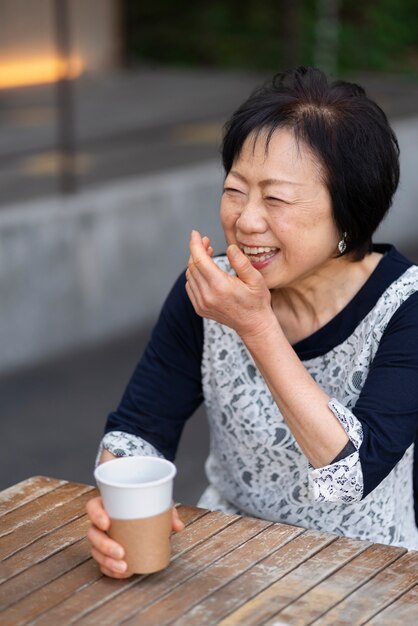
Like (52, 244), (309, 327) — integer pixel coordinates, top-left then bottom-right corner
(186, 233), (211, 310)
(172, 506), (185, 532)
(186, 231), (230, 317)
(189, 230), (221, 280)
(86, 500), (185, 579)
(187, 230), (225, 301)
(185, 266), (210, 317)
(86, 496), (110, 531)
(97, 565), (131, 579)
(202, 235), (214, 257)
(87, 523), (130, 577)
(86, 496), (130, 578)
(227, 244), (262, 285)
(187, 233), (212, 272)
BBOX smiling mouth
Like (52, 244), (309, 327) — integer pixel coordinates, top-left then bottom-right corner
(239, 246), (279, 263)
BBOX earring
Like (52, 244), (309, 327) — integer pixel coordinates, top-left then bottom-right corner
(338, 232), (347, 254)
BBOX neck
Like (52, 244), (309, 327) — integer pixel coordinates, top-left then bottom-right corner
(272, 252), (382, 341)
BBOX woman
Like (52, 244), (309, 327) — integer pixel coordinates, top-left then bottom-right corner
(87, 67), (418, 577)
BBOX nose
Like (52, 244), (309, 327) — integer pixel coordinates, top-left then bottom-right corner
(236, 198), (268, 234)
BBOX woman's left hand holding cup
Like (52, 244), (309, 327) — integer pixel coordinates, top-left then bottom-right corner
(87, 496), (131, 578)
(87, 467), (184, 578)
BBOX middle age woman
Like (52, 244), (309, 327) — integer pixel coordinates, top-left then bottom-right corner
(87, 67), (418, 578)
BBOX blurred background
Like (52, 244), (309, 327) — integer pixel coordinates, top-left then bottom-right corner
(1, 0), (417, 503)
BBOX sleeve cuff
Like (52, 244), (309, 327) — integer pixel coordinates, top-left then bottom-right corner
(95, 431), (164, 467)
(308, 398), (364, 503)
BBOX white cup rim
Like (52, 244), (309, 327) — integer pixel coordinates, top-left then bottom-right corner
(94, 456), (176, 489)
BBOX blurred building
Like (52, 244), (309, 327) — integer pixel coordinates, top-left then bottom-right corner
(0, 0), (121, 89)
(0, 0), (417, 375)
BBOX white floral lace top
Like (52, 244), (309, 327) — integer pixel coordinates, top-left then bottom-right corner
(99, 247), (418, 549)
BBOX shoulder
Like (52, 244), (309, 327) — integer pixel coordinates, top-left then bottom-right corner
(371, 283), (418, 366)
(383, 288), (418, 335)
(368, 255), (418, 329)
(380, 264), (418, 314)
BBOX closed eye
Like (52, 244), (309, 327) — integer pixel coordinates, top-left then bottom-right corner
(223, 187), (244, 194)
(266, 196), (288, 204)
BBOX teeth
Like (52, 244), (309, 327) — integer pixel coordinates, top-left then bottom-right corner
(241, 246), (277, 254)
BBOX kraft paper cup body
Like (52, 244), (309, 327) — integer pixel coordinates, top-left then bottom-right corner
(94, 456), (177, 574)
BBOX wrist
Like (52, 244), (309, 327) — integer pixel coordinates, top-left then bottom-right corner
(239, 310), (280, 346)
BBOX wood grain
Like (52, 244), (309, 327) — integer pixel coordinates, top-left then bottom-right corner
(41, 513), (265, 626)
(170, 524), (314, 626)
(0, 477), (66, 517)
(0, 538), (90, 610)
(0, 487), (94, 560)
(215, 534), (371, 626)
(262, 542), (406, 626)
(0, 482), (93, 539)
(311, 551), (418, 625)
(0, 514), (90, 583)
(0, 505), (206, 624)
(134, 522), (306, 626)
(2, 478), (418, 626)
(1, 558), (101, 626)
(364, 584), (418, 625)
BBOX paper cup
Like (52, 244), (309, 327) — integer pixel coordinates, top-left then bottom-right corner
(94, 456), (177, 574)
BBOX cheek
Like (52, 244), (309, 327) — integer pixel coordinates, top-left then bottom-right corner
(220, 202), (239, 231)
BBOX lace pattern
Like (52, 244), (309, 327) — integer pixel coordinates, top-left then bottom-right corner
(201, 257), (418, 549)
(96, 430), (163, 467)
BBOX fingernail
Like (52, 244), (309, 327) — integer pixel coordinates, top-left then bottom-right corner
(98, 516), (107, 529)
(113, 561), (127, 573)
(111, 546), (124, 559)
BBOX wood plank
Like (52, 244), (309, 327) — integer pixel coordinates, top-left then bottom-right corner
(36, 513), (267, 626)
(171, 527), (335, 626)
(129, 522), (305, 626)
(175, 504), (209, 527)
(215, 534), (371, 626)
(263, 542), (406, 626)
(0, 515), (90, 583)
(0, 482), (93, 539)
(0, 477), (66, 517)
(0, 539), (90, 612)
(0, 507), (208, 610)
(311, 551), (418, 625)
(1, 559), (100, 626)
(364, 584), (418, 626)
(0, 506), (207, 625)
(0, 488), (95, 561)
(77, 520), (305, 626)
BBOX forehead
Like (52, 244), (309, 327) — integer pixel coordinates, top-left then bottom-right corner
(231, 127), (324, 184)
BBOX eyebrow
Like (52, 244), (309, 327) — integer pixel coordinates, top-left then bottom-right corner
(228, 170), (303, 188)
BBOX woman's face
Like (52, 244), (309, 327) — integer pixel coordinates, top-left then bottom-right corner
(220, 128), (341, 290)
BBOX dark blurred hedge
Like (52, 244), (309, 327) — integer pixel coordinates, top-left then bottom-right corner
(121, 0), (418, 76)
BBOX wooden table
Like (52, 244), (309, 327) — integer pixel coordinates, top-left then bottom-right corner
(1, 476), (417, 626)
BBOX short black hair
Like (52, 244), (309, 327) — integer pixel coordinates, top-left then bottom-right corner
(222, 66), (400, 260)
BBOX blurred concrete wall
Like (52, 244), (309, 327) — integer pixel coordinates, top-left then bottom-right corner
(0, 116), (417, 374)
(0, 161), (225, 373)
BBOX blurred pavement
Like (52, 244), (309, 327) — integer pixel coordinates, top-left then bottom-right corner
(1, 67), (418, 504)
